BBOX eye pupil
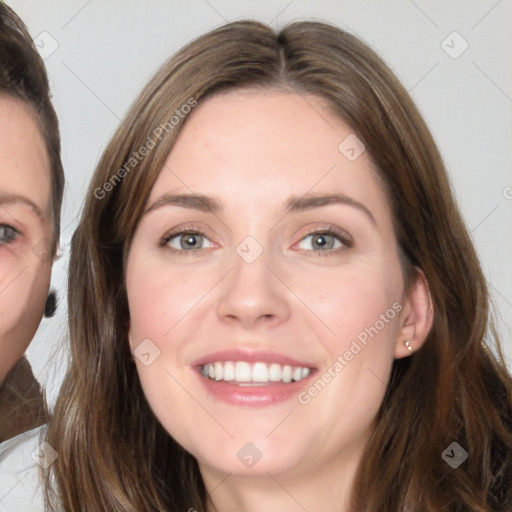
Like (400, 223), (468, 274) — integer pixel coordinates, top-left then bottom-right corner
(312, 234), (333, 250)
(315, 234), (326, 246)
(181, 234), (200, 249)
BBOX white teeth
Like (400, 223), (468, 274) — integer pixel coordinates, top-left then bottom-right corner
(268, 363), (282, 381)
(234, 361), (252, 382)
(223, 361), (235, 381)
(292, 367), (302, 382)
(214, 362), (223, 381)
(252, 362), (269, 382)
(200, 361), (311, 384)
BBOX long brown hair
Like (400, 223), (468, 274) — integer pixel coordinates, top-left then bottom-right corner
(45, 20), (512, 511)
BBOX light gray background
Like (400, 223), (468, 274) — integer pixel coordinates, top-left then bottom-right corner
(8, 0), (512, 406)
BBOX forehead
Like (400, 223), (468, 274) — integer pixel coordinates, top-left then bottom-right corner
(150, 88), (391, 223)
(0, 95), (51, 214)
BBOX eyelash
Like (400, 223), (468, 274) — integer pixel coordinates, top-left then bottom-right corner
(159, 224), (353, 257)
(0, 224), (20, 245)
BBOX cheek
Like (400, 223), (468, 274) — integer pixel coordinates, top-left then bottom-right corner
(127, 262), (198, 348)
(296, 260), (403, 430)
(0, 260), (51, 381)
(301, 260), (402, 352)
(127, 260), (206, 449)
(0, 255), (51, 326)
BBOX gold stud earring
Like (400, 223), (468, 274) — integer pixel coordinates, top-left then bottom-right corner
(405, 340), (412, 352)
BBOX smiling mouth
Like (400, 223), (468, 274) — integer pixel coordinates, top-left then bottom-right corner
(199, 361), (312, 385)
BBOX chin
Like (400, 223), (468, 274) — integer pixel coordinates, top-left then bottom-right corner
(187, 435), (306, 477)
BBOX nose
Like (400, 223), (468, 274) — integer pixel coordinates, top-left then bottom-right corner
(215, 247), (291, 330)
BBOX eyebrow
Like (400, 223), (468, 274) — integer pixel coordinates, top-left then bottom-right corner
(146, 192), (376, 226)
(0, 193), (46, 220)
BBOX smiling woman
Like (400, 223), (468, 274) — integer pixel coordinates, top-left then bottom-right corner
(0, 2), (64, 442)
(37, 19), (512, 512)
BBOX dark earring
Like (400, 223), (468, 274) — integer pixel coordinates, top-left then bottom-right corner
(44, 290), (57, 318)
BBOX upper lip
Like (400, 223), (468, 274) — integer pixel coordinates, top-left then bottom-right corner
(191, 348), (316, 369)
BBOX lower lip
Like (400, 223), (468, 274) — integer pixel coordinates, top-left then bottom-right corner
(195, 369), (315, 406)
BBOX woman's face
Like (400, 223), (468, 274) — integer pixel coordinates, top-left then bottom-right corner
(0, 96), (53, 385)
(126, 89), (421, 482)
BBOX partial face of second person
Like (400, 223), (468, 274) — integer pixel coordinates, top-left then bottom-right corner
(0, 95), (53, 385)
(126, 89), (431, 484)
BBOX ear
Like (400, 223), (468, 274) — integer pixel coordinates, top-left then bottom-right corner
(395, 267), (434, 359)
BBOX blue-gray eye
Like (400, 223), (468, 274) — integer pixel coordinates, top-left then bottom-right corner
(302, 233), (337, 251)
(165, 231), (213, 251)
(297, 231), (346, 251)
(0, 224), (19, 245)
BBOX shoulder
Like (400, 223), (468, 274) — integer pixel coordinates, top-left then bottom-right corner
(0, 357), (48, 442)
(0, 426), (47, 511)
